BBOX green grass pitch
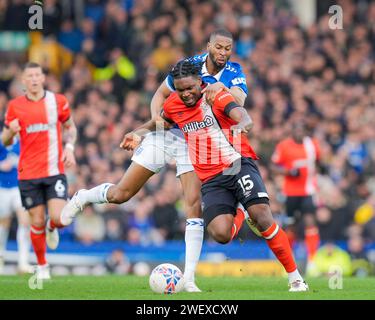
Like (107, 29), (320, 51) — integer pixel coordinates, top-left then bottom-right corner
(0, 275), (374, 300)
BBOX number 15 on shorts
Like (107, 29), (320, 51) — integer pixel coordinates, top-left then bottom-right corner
(238, 175), (254, 195)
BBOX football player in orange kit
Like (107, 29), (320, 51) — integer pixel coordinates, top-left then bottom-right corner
(1, 62), (77, 280)
(271, 121), (321, 265)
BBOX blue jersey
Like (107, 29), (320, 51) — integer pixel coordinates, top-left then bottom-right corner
(165, 53), (248, 95)
(0, 140), (20, 188)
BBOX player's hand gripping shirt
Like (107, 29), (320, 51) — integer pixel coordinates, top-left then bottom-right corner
(162, 91), (258, 182)
(5, 91), (71, 180)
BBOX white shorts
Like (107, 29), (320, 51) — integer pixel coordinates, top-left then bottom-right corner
(0, 187), (24, 219)
(131, 130), (194, 177)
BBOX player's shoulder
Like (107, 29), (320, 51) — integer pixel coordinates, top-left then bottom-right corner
(8, 95), (27, 107)
(53, 92), (68, 103)
(164, 92), (183, 112)
(225, 61), (244, 74)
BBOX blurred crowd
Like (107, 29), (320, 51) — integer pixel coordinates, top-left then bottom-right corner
(0, 0), (375, 263)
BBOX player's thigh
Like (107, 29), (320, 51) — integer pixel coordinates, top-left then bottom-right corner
(9, 188), (29, 226)
(131, 132), (168, 174)
(201, 176), (237, 227)
(47, 198), (67, 220)
(43, 174), (68, 218)
(115, 161), (155, 197)
(0, 188), (14, 221)
(15, 208), (30, 227)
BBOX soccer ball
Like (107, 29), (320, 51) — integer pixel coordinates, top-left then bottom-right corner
(149, 263), (185, 294)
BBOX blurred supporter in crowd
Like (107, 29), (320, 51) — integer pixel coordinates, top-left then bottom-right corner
(0, 0), (374, 249)
(104, 248), (131, 275)
(306, 242), (352, 277)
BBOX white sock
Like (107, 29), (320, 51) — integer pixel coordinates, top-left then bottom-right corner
(17, 225), (30, 267)
(184, 218), (204, 283)
(0, 225), (9, 258)
(288, 268), (304, 283)
(80, 183), (113, 204)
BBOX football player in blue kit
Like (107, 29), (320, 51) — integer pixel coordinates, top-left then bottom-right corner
(0, 139), (32, 274)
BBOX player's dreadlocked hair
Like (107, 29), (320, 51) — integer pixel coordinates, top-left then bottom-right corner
(169, 59), (203, 80)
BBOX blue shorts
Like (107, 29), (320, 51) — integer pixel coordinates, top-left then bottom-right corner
(201, 157), (269, 225)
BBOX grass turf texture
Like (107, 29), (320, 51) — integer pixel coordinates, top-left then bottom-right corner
(0, 275), (374, 300)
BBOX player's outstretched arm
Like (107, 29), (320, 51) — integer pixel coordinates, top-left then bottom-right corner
(202, 83), (247, 107)
(228, 106), (253, 135)
(1, 119), (21, 146)
(150, 81), (172, 119)
(120, 116), (170, 151)
(227, 86), (246, 106)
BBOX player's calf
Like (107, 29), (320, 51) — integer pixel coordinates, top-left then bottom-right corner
(247, 203), (274, 232)
(106, 185), (134, 204)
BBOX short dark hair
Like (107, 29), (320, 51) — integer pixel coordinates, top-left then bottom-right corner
(169, 59), (202, 80)
(209, 29), (233, 42)
(23, 62), (42, 71)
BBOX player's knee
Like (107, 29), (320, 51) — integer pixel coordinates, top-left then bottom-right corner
(208, 226), (232, 244)
(30, 217), (45, 228)
(214, 232), (231, 244)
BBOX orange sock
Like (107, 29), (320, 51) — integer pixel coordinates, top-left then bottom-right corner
(305, 226), (320, 261)
(48, 219), (64, 230)
(30, 225), (47, 265)
(230, 207), (245, 241)
(261, 222), (297, 273)
(286, 228), (296, 248)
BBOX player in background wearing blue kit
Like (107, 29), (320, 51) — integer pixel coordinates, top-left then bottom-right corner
(0, 139), (32, 274)
(62, 29), (252, 292)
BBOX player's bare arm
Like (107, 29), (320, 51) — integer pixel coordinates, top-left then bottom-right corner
(120, 115), (172, 151)
(203, 82), (246, 106)
(62, 117), (77, 168)
(1, 119), (21, 146)
(150, 81), (172, 119)
(228, 106), (253, 135)
(227, 86), (246, 106)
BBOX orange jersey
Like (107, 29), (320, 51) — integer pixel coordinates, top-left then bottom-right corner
(272, 137), (320, 196)
(5, 91), (71, 180)
(162, 91), (258, 182)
